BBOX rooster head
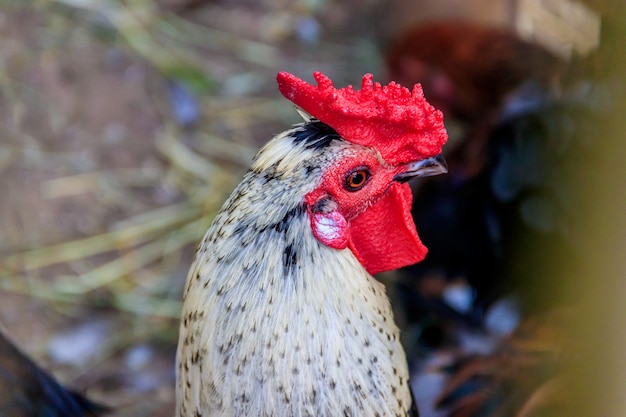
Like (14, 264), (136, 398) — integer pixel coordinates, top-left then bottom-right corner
(276, 71), (448, 275)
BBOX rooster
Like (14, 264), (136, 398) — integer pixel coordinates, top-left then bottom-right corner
(175, 71), (448, 416)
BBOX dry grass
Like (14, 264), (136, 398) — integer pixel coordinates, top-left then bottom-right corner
(0, 0), (382, 413)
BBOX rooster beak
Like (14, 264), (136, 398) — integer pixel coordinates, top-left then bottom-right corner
(394, 154), (448, 183)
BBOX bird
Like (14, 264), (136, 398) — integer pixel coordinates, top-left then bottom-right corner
(385, 21), (564, 126)
(382, 21), (575, 325)
(381, 20), (603, 417)
(175, 71), (448, 417)
(0, 329), (104, 417)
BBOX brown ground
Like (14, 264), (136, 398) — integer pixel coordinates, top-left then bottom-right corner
(0, 1), (391, 415)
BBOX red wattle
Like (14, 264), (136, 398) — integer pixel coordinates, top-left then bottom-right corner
(347, 182), (427, 275)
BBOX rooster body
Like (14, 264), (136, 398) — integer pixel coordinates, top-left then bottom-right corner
(176, 72), (447, 417)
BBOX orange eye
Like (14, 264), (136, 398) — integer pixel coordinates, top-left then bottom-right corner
(344, 168), (371, 191)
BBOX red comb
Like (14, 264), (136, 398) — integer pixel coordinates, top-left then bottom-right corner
(277, 71), (447, 164)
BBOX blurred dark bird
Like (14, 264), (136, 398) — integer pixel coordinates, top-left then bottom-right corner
(384, 18), (607, 417)
(386, 21), (564, 125)
(0, 329), (105, 417)
(434, 308), (574, 417)
(382, 21), (588, 323)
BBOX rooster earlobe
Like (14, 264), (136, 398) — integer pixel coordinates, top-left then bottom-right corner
(305, 192), (349, 249)
(309, 211), (349, 249)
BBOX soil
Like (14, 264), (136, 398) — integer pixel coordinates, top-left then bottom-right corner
(0, 1), (390, 415)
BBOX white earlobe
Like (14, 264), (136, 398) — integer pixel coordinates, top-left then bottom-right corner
(310, 211), (349, 249)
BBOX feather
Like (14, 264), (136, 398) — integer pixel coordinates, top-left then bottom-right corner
(0, 330), (106, 417)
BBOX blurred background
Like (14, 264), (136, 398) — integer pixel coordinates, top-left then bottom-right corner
(0, 0), (624, 416)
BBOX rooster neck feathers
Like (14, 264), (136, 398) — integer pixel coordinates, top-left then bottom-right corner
(177, 121), (414, 417)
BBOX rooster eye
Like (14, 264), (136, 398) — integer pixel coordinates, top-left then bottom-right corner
(344, 168), (371, 191)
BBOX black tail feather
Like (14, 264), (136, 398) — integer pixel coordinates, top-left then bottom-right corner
(0, 330), (108, 417)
